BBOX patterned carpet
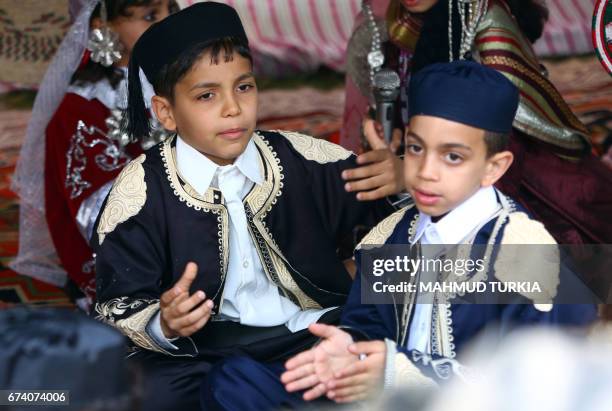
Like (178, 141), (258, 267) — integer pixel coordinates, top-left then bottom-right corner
(0, 145), (72, 307)
(0, 55), (610, 308)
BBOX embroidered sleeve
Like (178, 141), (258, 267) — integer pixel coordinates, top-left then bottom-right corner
(92, 161), (189, 356)
(384, 339), (438, 389)
(388, 343), (474, 387)
(95, 297), (171, 354)
(494, 211), (559, 310)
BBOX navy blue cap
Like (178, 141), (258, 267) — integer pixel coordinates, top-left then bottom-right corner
(133, 2), (248, 84)
(127, 2), (249, 139)
(408, 61), (520, 134)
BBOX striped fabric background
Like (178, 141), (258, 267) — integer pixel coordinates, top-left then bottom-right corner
(179, 0), (597, 76)
(533, 0), (595, 57)
(0, 0), (599, 91)
(179, 0), (361, 76)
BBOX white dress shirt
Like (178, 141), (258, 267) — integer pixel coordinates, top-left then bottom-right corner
(149, 135), (335, 348)
(407, 186), (501, 353)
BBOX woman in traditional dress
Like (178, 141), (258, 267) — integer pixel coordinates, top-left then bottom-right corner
(343, 0), (612, 244)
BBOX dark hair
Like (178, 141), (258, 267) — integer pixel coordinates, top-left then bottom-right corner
(484, 131), (509, 157)
(70, 0), (179, 88)
(152, 36), (252, 100)
(505, 0), (548, 44)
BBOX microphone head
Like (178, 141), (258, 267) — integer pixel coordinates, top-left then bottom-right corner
(373, 68), (400, 101)
(373, 68), (400, 90)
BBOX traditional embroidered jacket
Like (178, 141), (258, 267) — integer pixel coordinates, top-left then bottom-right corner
(45, 91), (142, 300)
(93, 130), (393, 355)
(344, 0), (612, 244)
(340, 193), (597, 387)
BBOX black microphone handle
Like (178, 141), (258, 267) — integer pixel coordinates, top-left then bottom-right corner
(376, 100), (395, 145)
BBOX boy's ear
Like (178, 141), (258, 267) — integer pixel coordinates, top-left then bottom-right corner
(481, 150), (514, 187)
(151, 95), (177, 132)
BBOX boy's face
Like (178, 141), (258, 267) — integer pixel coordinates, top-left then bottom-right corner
(155, 51), (257, 166)
(403, 115), (512, 217)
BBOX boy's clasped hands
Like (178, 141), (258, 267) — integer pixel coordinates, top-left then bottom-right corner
(281, 323), (387, 403)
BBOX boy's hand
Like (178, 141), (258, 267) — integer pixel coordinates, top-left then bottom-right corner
(281, 323), (358, 401)
(342, 118), (404, 201)
(159, 262), (214, 338)
(326, 340), (386, 403)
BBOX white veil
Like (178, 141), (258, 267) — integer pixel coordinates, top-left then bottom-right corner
(10, 0), (100, 286)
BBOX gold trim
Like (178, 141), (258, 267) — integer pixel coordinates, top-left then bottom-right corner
(476, 2), (589, 153)
(394, 353), (438, 388)
(494, 211), (559, 307)
(97, 154), (147, 245)
(244, 132), (284, 217)
(244, 133), (286, 258)
(357, 206), (414, 249)
(159, 137), (230, 293)
(276, 130), (353, 164)
(246, 135), (322, 307)
(481, 56), (584, 131)
(160, 137), (225, 213)
(478, 3), (538, 62)
(435, 303), (456, 359)
(269, 250), (321, 310)
(500, 72), (567, 128)
(95, 298), (171, 355)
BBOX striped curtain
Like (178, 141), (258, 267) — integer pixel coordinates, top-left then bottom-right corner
(533, 0), (595, 57)
(178, 0), (362, 76)
(180, 0), (597, 76)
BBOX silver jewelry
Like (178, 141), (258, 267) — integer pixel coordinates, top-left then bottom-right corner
(448, 0), (488, 61)
(105, 109), (131, 147)
(144, 118), (173, 150)
(87, 1), (122, 67)
(105, 108), (172, 150)
(448, 0), (454, 61)
(364, 0), (384, 85)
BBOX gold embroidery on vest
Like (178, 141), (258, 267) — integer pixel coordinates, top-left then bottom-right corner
(97, 154), (147, 245)
(278, 130), (353, 164)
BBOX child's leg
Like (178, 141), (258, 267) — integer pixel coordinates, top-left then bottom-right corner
(201, 356), (330, 411)
(130, 350), (212, 411)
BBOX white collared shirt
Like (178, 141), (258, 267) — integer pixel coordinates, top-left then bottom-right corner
(407, 186), (501, 353)
(149, 135), (335, 348)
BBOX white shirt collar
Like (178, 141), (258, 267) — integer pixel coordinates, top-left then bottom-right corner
(412, 186), (500, 245)
(175, 135), (263, 196)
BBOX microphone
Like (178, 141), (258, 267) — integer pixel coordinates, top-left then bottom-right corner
(373, 69), (401, 144)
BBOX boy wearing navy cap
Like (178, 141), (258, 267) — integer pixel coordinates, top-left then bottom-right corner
(202, 61), (597, 409)
(92, 2), (398, 410)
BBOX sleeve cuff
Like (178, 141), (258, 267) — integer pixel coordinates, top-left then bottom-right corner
(146, 310), (179, 350)
(384, 339), (437, 389)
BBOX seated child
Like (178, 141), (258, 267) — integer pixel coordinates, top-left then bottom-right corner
(200, 61), (598, 410)
(92, 3), (396, 410)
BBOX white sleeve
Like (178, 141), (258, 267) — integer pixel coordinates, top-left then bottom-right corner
(145, 310), (179, 350)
